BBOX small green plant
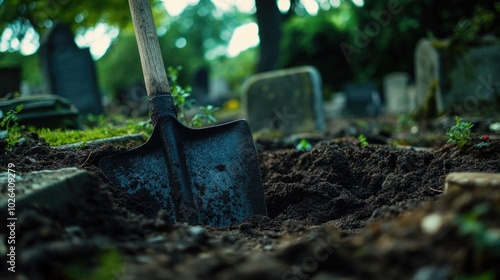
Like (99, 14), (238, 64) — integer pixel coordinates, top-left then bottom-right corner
(191, 105), (219, 128)
(476, 135), (491, 149)
(296, 139), (312, 151)
(168, 66), (219, 128)
(447, 116), (474, 148)
(0, 104), (24, 146)
(358, 134), (368, 147)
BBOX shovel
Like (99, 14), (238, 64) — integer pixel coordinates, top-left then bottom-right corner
(100, 0), (267, 227)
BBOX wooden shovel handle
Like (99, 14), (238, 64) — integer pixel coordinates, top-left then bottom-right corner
(128, 0), (170, 97)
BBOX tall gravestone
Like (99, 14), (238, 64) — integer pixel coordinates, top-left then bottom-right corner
(415, 38), (443, 114)
(415, 37), (500, 115)
(40, 23), (103, 115)
(242, 66), (325, 135)
(383, 72), (411, 115)
(445, 37), (500, 114)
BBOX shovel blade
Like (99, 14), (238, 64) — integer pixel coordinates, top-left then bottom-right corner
(100, 119), (267, 227)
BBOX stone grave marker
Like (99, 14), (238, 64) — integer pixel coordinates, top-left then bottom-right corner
(242, 66), (325, 135)
(39, 23), (103, 115)
(0, 95), (80, 129)
(342, 83), (382, 117)
(444, 37), (500, 114)
(415, 37), (500, 115)
(0, 67), (21, 98)
(0, 168), (88, 222)
(414, 38), (444, 115)
(383, 72), (412, 115)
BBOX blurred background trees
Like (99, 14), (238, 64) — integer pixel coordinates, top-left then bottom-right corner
(0, 0), (499, 99)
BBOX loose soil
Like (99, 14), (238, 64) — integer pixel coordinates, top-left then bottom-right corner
(0, 131), (499, 279)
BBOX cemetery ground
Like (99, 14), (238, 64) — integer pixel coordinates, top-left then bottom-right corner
(0, 116), (500, 279)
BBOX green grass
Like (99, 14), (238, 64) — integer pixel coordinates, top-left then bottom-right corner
(37, 121), (152, 146)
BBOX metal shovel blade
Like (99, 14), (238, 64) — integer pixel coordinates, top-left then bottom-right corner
(100, 96), (267, 227)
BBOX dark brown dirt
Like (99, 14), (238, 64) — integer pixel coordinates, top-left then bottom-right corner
(0, 133), (499, 279)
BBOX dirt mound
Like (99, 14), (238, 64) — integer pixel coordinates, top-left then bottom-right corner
(261, 139), (499, 230)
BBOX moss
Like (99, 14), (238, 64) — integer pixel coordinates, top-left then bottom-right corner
(37, 123), (152, 147)
(412, 78), (441, 128)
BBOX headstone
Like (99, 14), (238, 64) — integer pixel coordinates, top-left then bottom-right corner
(415, 37), (500, 115)
(242, 66), (325, 134)
(39, 23), (103, 115)
(0, 168), (88, 222)
(0, 67), (21, 98)
(0, 95), (80, 129)
(383, 72), (412, 115)
(445, 37), (500, 114)
(342, 83), (382, 117)
(415, 38), (443, 114)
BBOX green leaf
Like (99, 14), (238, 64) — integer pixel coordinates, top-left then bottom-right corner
(207, 115), (217, 124)
(0, 130), (8, 139)
(296, 139), (312, 151)
(15, 104), (23, 112)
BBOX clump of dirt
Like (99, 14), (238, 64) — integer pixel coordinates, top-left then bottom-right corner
(0, 133), (499, 279)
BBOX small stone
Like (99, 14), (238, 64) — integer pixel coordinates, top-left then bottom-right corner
(136, 255), (154, 264)
(412, 266), (450, 280)
(189, 225), (205, 236)
(147, 235), (166, 243)
(444, 172), (500, 194)
(25, 157), (37, 163)
(421, 213), (444, 234)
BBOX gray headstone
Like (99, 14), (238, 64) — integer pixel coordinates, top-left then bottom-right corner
(415, 38), (443, 114)
(445, 37), (500, 114)
(415, 37), (500, 115)
(0, 95), (80, 129)
(383, 72), (411, 115)
(343, 83), (382, 117)
(0, 67), (21, 98)
(242, 66), (325, 135)
(0, 168), (88, 222)
(40, 23), (103, 115)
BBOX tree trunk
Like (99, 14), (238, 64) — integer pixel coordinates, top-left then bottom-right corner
(255, 0), (283, 73)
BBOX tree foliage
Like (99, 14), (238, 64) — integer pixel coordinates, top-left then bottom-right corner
(279, 0), (500, 93)
(0, 0), (171, 34)
(98, 0), (249, 97)
(2, 0), (499, 100)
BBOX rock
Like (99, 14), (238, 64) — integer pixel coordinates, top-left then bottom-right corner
(411, 266), (450, 280)
(242, 66), (325, 135)
(0, 168), (89, 224)
(444, 172), (500, 194)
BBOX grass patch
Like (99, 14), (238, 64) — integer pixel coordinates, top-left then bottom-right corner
(37, 121), (152, 146)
